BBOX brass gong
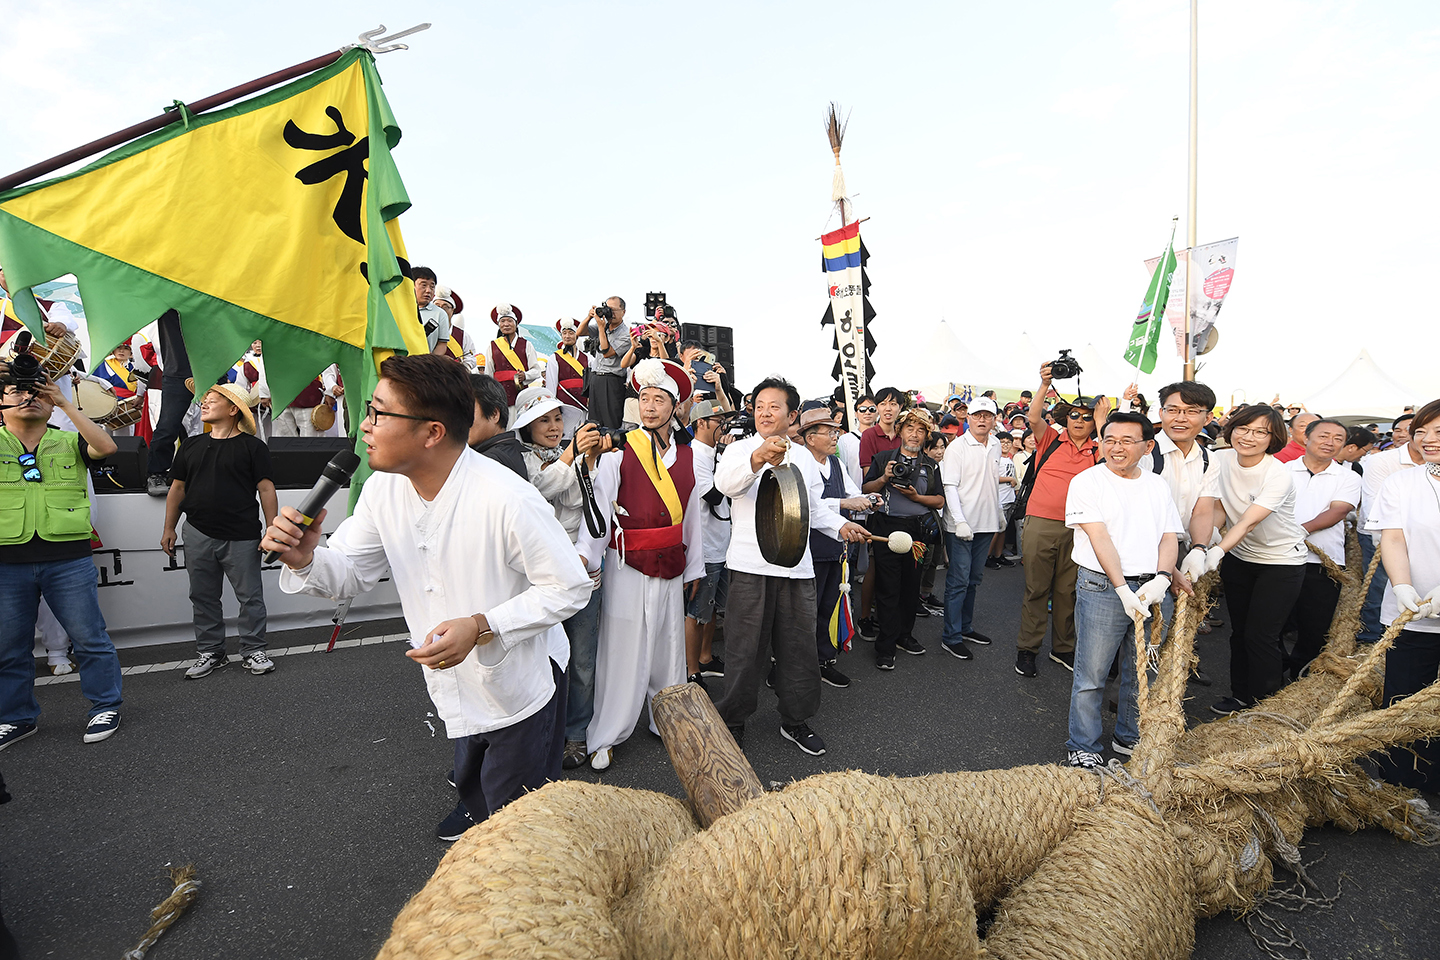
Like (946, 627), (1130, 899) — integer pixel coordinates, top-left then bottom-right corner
(756, 463), (810, 567)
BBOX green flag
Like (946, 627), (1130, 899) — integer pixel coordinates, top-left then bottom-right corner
(1123, 234), (1177, 375)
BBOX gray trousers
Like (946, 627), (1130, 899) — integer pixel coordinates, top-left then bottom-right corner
(183, 521), (267, 654)
(716, 571), (820, 728)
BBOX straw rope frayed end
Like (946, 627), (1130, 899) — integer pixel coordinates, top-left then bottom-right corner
(121, 864), (201, 960)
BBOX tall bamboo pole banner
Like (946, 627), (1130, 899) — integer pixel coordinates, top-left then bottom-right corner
(1124, 222), (1178, 377)
(0, 40), (430, 504)
(1145, 237), (1237, 365)
(818, 104), (875, 429)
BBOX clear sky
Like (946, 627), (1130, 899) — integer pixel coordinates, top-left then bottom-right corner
(3, 0), (1437, 408)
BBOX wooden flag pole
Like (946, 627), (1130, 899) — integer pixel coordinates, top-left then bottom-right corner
(0, 24), (429, 193)
(1183, 0), (1199, 381)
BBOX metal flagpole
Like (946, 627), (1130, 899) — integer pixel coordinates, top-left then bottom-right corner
(1183, 0), (1199, 380)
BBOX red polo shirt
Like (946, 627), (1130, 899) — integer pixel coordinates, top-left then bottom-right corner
(1274, 440), (1305, 463)
(1026, 425), (1099, 521)
(858, 423), (902, 471)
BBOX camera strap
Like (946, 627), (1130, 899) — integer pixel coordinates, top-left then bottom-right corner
(576, 456), (608, 540)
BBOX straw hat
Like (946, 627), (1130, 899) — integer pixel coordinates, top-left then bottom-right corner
(897, 407), (936, 433)
(203, 382), (257, 435)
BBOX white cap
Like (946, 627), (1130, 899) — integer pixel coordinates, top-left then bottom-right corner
(969, 397), (999, 415)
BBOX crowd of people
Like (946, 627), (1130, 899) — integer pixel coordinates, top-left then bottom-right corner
(3, 269), (1440, 849)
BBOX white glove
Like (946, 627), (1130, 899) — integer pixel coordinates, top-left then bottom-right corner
(1116, 585), (1148, 621)
(952, 521), (973, 542)
(1179, 547), (1207, 584)
(1394, 583), (1424, 614)
(1424, 585), (1440, 620)
(1136, 575), (1171, 609)
(1204, 545), (1226, 574)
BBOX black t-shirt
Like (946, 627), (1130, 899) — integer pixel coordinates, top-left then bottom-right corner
(0, 428), (105, 565)
(171, 432), (273, 540)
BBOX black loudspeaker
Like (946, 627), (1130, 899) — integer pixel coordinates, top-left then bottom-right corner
(268, 437), (355, 490)
(91, 436), (148, 494)
(680, 323), (736, 382)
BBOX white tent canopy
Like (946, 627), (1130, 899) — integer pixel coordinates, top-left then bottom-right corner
(876, 318), (1009, 402)
(1302, 349), (1425, 421)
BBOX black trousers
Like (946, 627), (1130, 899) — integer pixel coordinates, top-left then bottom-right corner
(716, 571), (820, 729)
(147, 373), (194, 476)
(589, 372), (627, 429)
(1219, 555), (1305, 704)
(813, 558), (844, 664)
(1377, 629), (1440, 793)
(870, 514), (921, 659)
(1288, 563), (1341, 675)
(453, 659), (563, 823)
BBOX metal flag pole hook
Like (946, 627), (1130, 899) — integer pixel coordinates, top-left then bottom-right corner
(349, 23), (432, 55)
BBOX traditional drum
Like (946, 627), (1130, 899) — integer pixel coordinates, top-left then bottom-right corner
(311, 397), (337, 432)
(73, 378), (119, 422)
(29, 331), (82, 380)
(756, 462), (810, 568)
(101, 394), (146, 430)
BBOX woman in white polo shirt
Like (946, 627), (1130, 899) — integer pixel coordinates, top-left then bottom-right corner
(1370, 398), (1440, 792)
(1184, 404), (1308, 715)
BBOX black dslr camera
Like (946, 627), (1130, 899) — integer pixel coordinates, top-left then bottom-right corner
(594, 303), (614, 322)
(1048, 348), (1083, 380)
(0, 334), (49, 392)
(890, 457), (916, 484)
(585, 420), (629, 450)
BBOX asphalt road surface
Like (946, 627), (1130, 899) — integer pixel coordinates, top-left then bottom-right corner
(3, 563), (1437, 959)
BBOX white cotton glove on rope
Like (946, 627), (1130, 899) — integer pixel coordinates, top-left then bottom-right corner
(1393, 584), (1424, 614)
(1203, 545), (1227, 574)
(1423, 584), (1440, 618)
(1116, 585), (1148, 621)
(952, 521), (974, 542)
(1179, 547), (1207, 585)
(1136, 575), (1171, 610)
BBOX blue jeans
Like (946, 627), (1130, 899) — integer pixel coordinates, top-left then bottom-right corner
(1359, 534), (1388, 642)
(941, 533), (993, 646)
(1067, 566), (1170, 755)
(685, 562), (726, 624)
(563, 582), (604, 742)
(0, 557), (123, 725)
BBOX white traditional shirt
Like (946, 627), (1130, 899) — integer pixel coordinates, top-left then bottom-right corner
(1151, 431), (1213, 535)
(941, 430), (1004, 534)
(716, 433), (849, 580)
(279, 448), (590, 737)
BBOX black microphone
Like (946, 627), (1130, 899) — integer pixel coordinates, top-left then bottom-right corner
(263, 449), (361, 564)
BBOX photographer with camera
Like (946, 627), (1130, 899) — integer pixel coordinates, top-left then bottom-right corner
(579, 297), (633, 430)
(1013, 358), (1108, 679)
(863, 408), (945, 670)
(0, 370), (123, 751)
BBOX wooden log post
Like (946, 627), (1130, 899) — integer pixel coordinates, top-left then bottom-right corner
(652, 683), (765, 828)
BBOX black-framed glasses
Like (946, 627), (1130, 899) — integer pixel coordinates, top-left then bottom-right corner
(364, 399), (436, 425)
(1068, 411), (1095, 422)
(18, 451), (41, 482)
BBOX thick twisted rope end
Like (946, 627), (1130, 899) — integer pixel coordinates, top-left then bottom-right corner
(122, 864), (201, 960)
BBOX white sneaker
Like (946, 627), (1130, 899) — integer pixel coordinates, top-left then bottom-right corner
(49, 661), (74, 676)
(242, 652), (276, 675)
(590, 746), (613, 771)
(185, 652), (228, 679)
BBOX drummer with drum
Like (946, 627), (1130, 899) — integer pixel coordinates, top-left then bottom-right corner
(88, 338), (149, 436)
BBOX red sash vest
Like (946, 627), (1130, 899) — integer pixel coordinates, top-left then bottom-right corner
(611, 441), (694, 580)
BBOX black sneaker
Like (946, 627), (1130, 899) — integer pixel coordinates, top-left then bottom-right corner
(875, 655), (896, 671)
(858, 617), (879, 639)
(995, 556), (1016, 567)
(698, 657), (725, 677)
(562, 740), (588, 770)
(963, 631), (993, 646)
(820, 661), (851, 688)
(687, 672), (709, 692)
(0, 721), (37, 752)
(913, 604), (933, 618)
(896, 636), (926, 656)
(1066, 750), (1104, 769)
(1111, 737), (1136, 757)
(446, 768), (457, 788)
(780, 722), (827, 756)
(436, 802), (475, 841)
(1210, 696), (1252, 716)
(1049, 650), (1075, 672)
(1189, 667), (1213, 686)
(920, 593), (944, 610)
(941, 640), (973, 661)
(984, 557), (1001, 569)
(1015, 650), (1038, 677)
(766, 665), (776, 689)
(146, 473), (170, 497)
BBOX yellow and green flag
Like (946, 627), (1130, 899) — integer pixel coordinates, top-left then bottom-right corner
(0, 48), (427, 465)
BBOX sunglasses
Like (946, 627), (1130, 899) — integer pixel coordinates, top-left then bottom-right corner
(18, 451), (41, 482)
(856, 405), (877, 413)
(1067, 411), (1095, 422)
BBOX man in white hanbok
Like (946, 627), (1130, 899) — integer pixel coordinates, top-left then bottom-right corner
(578, 358), (704, 771)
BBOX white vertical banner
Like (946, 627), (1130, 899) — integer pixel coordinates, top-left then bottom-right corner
(1146, 237), (1238, 363)
(822, 220), (867, 426)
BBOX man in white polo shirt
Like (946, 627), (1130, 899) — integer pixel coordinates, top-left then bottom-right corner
(1063, 412), (1184, 769)
(1358, 427), (1425, 642)
(1287, 418), (1362, 675)
(939, 396), (1003, 660)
